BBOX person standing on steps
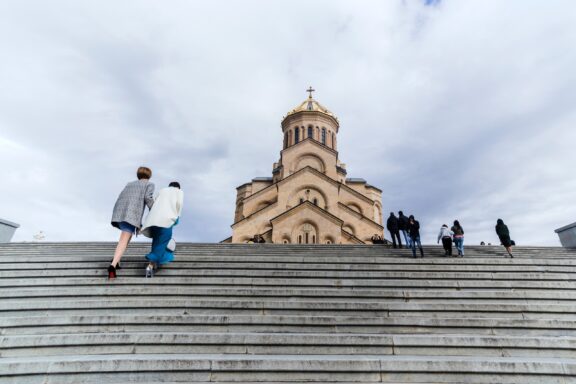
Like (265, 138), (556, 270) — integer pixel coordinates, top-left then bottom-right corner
(398, 211), (411, 248)
(495, 219), (514, 258)
(386, 212), (402, 248)
(140, 182), (184, 277)
(109, 166), (155, 279)
(408, 215), (424, 258)
(451, 220), (465, 257)
(437, 224), (453, 256)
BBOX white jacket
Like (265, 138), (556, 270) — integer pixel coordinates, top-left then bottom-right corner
(140, 187), (184, 238)
(437, 227), (453, 242)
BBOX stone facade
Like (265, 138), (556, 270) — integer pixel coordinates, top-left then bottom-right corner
(226, 91), (384, 244)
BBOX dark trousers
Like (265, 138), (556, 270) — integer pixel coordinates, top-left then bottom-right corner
(441, 237), (452, 255)
(389, 230), (402, 248)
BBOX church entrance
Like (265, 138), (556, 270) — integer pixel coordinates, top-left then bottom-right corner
(296, 223), (317, 244)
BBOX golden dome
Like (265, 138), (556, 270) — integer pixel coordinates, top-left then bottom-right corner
(283, 87), (338, 121)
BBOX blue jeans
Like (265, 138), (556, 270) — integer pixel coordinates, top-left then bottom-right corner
(454, 237), (464, 256)
(410, 236), (422, 257)
(146, 226), (174, 265)
(401, 230), (411, 248)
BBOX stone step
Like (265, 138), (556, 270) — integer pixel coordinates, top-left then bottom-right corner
(2, 332), (576, 358)
(3, 268), (575, 281)
(5, 261), (576, 273)
(3, 277), (576, 290)
(0, 354), (573, 383)
(2, 314), (575, 337)
(4, 286), (576, 301)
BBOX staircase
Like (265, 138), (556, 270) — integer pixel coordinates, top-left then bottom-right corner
(1, 242), (576, 383)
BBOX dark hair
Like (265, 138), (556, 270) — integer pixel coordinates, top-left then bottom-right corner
(497, 218), (504, 225)
(454, 220), (460, 227)
(169, 181), (181, 189)
(409, 215), (414, 220)
(137, 166), (152, 180)
(398, 211), (403, 215)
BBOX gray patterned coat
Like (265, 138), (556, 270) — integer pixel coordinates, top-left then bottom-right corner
(111, 180), (155, 230)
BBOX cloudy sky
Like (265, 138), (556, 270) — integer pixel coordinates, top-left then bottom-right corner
(1, 0), (575, 246)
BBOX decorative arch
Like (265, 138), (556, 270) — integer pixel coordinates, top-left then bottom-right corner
(323, 234), (335, 244)
(346, 202), (364, 216)
(286, 185), (329, 210)
(293, 153), (326, 174)
(373, 202), (382, 225)
(291, 220), (319, 245)
(342, 223), (356, 235)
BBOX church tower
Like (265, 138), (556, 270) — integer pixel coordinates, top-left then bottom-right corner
(226, 89), (384, 244)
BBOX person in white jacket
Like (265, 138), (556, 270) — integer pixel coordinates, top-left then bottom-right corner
(140, 182), (184, 277)
(437, 224), (454, 256)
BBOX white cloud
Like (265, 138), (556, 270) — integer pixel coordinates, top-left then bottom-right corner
(0, 0), (574, 245)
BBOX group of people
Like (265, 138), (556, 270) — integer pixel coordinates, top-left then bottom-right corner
(108, 166), (184, 279)
(387, 211), (515, 258)
(386, 211), (425, 258)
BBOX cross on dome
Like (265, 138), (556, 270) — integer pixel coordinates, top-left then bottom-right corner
(306, 86), (315, 99)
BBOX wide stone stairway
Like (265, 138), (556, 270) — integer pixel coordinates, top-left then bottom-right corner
(1, 243), (576, 383)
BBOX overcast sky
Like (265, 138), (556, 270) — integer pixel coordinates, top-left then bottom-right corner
(1, 0), (575, 246)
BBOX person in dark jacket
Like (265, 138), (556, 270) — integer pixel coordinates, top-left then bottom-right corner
(386, 212), (402, 248)
(408, 215), (424, 258)
(495, 219), (514, 258)
(451, 220), (465, 257)
(398, 211), (411, 248)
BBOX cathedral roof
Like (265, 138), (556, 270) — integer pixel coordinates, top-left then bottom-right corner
(283, 88), (338, 122)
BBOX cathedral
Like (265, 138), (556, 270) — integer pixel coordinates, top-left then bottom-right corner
(224, 89), (384, 244)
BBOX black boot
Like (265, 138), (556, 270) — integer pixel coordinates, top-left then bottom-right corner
(420, 248), (424, 258)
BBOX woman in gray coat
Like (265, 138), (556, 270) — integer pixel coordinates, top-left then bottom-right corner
(108, 166), (155, 279)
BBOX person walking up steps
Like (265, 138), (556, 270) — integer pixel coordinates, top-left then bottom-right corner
(437, 224), (453, 256)
(408, 215), (424, 258)
(140, 182), (184, 277)
(386, 212), (402, 248)
(451, 220), (465, 257)
(495, 218), (514, 258)
(398, 211), (411, 248)
(108, 166), (155, 279)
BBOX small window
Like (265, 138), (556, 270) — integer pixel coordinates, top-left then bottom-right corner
(283, 239), (289, 244)
(331, 132), (335, 148)
(298, 235), (303, 244)
(312, 235), (316, 244)
(284, 132), (288, 149)
(321, 128), (326, 145)
(313, 198), (318, 205)
(326, 240), (331, 244)
(295, 127), (300, 143)
(299, 198), (304, 204)
(308, 126), (313, 138)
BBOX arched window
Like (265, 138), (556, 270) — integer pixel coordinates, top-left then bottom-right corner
(312, 235), (316, 244)
(299, 198), (304, 204)
(298, 235), (302, 244)
(313, 198), (318, 205)
(331, 132), (335, 149)
(308, 126), (313, 139)
(284, 132), (288, 149)
(295, 127), (300, 143)
(326, 240), (332, 244)
(321, 128), (326, 145)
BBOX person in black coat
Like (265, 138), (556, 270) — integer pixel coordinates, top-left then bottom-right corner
(408, 215), (424, 258)
(398, 211), (411, 248)
(386, 212), (402, 248)
(495, 219), (514, 258)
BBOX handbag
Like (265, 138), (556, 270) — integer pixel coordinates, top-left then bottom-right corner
(167, 238), (176, 252)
